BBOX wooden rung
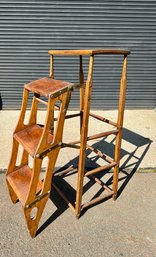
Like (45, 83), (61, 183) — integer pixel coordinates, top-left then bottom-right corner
(89, 112), (117, 127)
(65, 113), (81, 119)
(62, 143), (80, 149)
(87, 144), (114, 164)
(54, 166), (77, 177)
(85, 162), (116, 177)
(87, 130), (119, 141)
(54, 104), (60, 110)
(54, 112), (81, 121)
(89, 174), (112, 193)
(52, 182), (76, 213)
(36, 97), (48, 106)
(69, 129), (119, 145)
(81, 191), (114, 211)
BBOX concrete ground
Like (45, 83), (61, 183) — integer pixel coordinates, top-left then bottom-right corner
(0, 109), (156, 256)
(0, 172), (156, 257)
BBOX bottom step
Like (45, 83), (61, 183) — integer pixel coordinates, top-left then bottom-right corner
(6, 165), (42, 206)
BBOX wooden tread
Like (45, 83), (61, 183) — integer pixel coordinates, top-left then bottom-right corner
(25, 77), (73, 98)
(14, 124), (53, 157)
(6, 165), (42, 206)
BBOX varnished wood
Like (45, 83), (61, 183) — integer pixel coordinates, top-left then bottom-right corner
(7, 138), (19, 175)
(24, 194), (49, 238)
(81, 191), (114, 211)
(36, 97), (48, 106)
(62, 143), (80, 149)
(48, 49), (129, 218)
(41, 92), (71, 195)
(54, 112), (81, 121)
(84, 162), (116, 177)
(113, 54), (128, 200)
(89, 174), (112, 193)
(49, 54), (54, 78)
(7, 77), (72, 237)
(54, 166), (77, 177)
(14, 124), (53, 158)
(7, 165), (42, 206)
(25, 77), (73, 98)
(68, 129), (119, 145)
(75, 55), (94, 218)
(7, 48), (130, 236)
(86, 144), (114, 164)
(48, 49), (130, 56)
(14, 88), (29, 133)
(79, 55), (84, 132)
(89, 112), (117, 127)
(29, 94), (39, 125)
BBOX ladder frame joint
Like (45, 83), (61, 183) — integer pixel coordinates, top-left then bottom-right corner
(35, 142), (62, 158)
(25, 190), (51, 209)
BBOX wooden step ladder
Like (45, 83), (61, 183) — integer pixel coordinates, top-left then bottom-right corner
(6, 77), (74, 237)
(47, 49), (131, 219)
(6, 48), (130, 238)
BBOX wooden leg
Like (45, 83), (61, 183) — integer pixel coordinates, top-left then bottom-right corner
(23, 92), (70, 237)
(6, 180), (18, 204)
(15, 88), (29, 132)
(79, 55), (84, 132)
(49, 55), (55, 134)
(6, 139), (19, 202)
(26, 158), (43, 204)
(24, 196), (49, 238)
(25, 149), (60, 238)
(20, 150), (29, 166)
(113, 54), (128, 200)
(113, 130), (122, 200)
(7, 138), (19, 175)
(75, 55), (94, 218)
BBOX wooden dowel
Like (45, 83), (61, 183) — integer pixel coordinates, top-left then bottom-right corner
(81, 191), (114, 211)
(85, 162), (116, 177)
(49, 55), (54, 78)
(54, 166), (77, 177)
(87, 130), (119, 141)
(87, 144), (114, 164)
(69, 129), (118, 145)
(54, 112), (81, 121)
(54, 104), (60, 110)
(65, 113), (81, 119)
(52, 182), (75, 213)
(36, 97), (48, 106)
(89, 174), (112, 193)
(62, 143), (80, 149)
(89, 112), (117, 127)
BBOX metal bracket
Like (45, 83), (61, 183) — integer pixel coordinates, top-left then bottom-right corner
(35, 142), (62, 158)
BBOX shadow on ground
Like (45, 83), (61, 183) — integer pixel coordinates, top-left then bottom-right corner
(37, 127), (152, 236)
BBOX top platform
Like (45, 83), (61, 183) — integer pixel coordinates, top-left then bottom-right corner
(24, 77), (74, 98)
(48, 49), (130, 56)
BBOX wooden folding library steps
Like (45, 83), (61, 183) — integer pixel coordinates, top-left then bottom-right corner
(6, 49), (130, 237)
(6, 77), (78, 237)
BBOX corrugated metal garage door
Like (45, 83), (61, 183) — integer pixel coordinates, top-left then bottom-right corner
(0, 1), (156, 109)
